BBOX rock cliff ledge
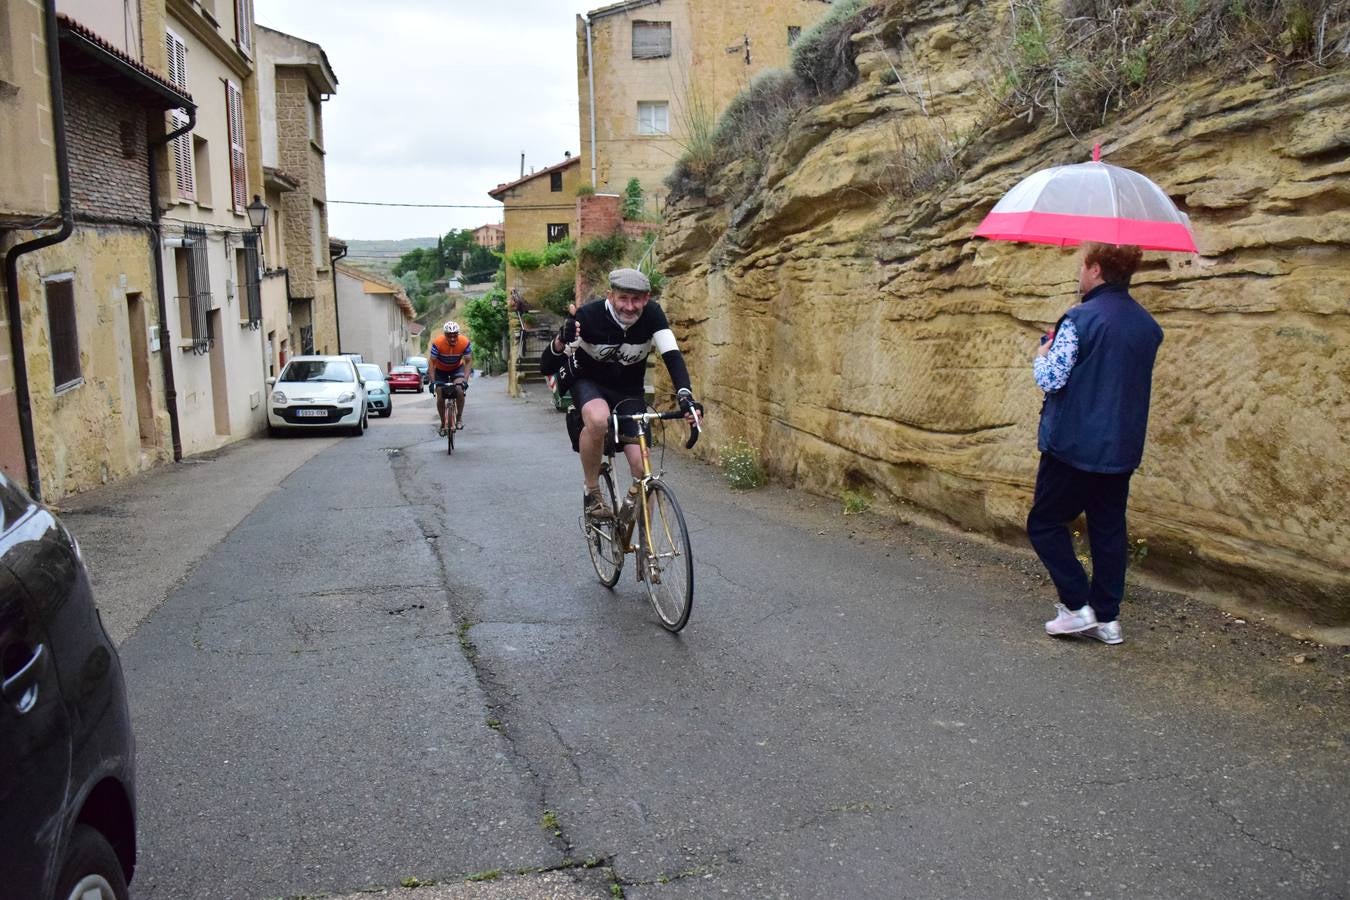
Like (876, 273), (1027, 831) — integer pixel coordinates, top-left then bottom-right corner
(659, 1), (1350, 629)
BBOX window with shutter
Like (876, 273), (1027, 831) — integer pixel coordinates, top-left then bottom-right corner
(235, 0), (253, 57)
(45, 276), (81, 391)
(226, 80), (247, 213)
(165, 29), (194, 201)
(632, 21), (672, 59)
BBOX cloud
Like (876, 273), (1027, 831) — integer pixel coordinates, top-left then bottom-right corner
(256, 0), (580, 238)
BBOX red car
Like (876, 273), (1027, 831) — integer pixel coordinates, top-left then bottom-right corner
(387, 366), (423, 393)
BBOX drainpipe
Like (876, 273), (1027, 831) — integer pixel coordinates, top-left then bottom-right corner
(329, 242), (347, 353)
(148, 106), (196, 462)
(586, 15), (597, 189)
(2, 0), (73, 501)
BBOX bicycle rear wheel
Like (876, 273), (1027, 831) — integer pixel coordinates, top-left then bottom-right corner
(586, 467), (623, 587)
(638, 480), (693, 632)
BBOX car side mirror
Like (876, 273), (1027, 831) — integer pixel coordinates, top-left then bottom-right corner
(266, 377), (276, 387)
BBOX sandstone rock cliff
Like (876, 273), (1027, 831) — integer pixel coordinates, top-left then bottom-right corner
(659, 1), (1350, 629)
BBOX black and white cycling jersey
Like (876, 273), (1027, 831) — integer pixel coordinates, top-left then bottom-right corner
(542, 298), (690, 398)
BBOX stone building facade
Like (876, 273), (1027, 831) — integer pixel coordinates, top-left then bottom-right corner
(257, 25), (339, 357)
(0, 0), (60, 483)
(488, 156), (583, 291)
(576, 0), (834, 211)
(1, 10), (191, 498)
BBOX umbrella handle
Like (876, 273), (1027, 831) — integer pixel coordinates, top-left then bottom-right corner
(1092, 143), (1101, 162)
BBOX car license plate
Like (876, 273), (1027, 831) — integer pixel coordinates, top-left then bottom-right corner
(296, 409), (326, 418)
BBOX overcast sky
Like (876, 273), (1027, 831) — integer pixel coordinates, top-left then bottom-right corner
(255, 1), (582, 241)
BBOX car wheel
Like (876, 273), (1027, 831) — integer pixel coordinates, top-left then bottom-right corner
(381, 404), (393, 418)
(55, 825), (129, 900)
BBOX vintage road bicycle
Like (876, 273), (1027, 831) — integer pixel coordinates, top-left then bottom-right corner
(581, 400), (702, 632)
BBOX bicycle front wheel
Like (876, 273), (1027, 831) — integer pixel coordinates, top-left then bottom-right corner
(639, 480), (693, 632)
(586, 467), (623, 587)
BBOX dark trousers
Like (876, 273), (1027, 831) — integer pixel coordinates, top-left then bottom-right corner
(1026, 453), (1133, 623)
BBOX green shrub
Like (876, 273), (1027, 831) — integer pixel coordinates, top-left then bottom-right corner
(720, 438), (766, 490)
(622, 178), (645, 219)
(842, 489), (872, 515)
(464, 289), (507, 368)
(506, 248), (545, 272)
(576, 183), (596, 197)
(537, 273), (576, 315)
(541, 238), (575, 268)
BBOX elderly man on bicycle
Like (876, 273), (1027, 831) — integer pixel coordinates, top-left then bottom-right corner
(540, 268), (701, 520)
(429, 320), (472, 435)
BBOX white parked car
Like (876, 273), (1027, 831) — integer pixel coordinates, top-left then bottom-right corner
(267, 355), (368, 436)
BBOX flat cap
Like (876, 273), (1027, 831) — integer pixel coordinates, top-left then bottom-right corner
(608, 267), (651, 292)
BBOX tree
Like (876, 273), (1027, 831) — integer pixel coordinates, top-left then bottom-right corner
(464, 288), (508, 371)
(622, 177), (645, 219)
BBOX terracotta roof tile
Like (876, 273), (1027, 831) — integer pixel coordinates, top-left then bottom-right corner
(58, 15), (192, 105)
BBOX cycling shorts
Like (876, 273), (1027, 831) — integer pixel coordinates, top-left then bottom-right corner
(571, 379), (645, 440)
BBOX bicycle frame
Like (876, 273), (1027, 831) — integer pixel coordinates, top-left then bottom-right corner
(608, 407), (700, 565)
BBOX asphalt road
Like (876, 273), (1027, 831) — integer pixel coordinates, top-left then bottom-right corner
(92, 378), (1347, 899)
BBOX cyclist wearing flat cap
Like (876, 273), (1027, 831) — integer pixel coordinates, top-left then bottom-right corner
(540, 267), (701, 520)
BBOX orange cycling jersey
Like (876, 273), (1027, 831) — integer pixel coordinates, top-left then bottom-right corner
(429, 333), (472, 375)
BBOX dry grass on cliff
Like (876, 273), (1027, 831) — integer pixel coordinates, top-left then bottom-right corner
(665, 0), (881, 201)
(667, 0), (1349, 206)
(996, 0), (1350, 137)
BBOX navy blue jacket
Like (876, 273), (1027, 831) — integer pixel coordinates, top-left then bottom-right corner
(1038, 283), (1164, 474)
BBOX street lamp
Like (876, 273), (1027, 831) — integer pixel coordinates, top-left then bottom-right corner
(246, 194), (268, 230)
(246, 194), (268, 271)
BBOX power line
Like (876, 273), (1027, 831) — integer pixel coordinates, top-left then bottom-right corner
(329, 200), (500, 208)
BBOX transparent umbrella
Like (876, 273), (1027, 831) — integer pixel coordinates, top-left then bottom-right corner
(974, 145), (1197, 252)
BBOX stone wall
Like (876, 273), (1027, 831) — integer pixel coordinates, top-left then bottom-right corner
(660, 5), (1350, 627)
(276, 70), (315, 299)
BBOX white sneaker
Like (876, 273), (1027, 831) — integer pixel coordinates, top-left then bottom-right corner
(1045, 603), (1098, 636)
(1089, 621), (1123, 644)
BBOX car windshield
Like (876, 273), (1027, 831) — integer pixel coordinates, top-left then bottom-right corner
(357, 364), (384, 381)
(391, 367), (416, 375)
(280, 360), (355, 383)
(405, 357), (427, 366)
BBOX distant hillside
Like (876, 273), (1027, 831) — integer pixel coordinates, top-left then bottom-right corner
(340, 237), (437, 277)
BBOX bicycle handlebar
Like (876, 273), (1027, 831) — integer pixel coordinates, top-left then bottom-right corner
(611, 409), (702, 450)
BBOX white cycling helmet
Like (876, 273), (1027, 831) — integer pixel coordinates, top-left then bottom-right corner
(443, 321), (460, 335)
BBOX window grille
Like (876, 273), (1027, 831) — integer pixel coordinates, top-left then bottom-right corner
(243, 232), (262, 327)
(45, 277), (81, 390)
(185, 224), (212, 353)
(300, 324), (314, 354)
(632, 21), (671, 59)
(548, 223), (570, 243)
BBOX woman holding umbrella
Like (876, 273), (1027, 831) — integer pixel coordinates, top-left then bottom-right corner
(1029, 242), (1161, 645)
(975, 146), (1194, 645)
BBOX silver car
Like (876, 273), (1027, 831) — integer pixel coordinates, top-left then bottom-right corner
(358, 364), (393, 418)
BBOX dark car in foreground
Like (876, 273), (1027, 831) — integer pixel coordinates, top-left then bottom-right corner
(0, 472), (136, 900)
